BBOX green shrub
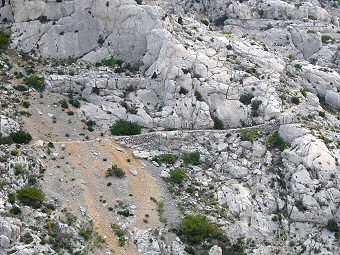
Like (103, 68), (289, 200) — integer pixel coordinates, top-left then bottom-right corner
(239, 93), (254, 105)
(8, 193), (16, 204)
(110, 119), (141, 136)
(153, 153), (177, 165)
(9, 206), (21, 215)
(14, 164), (26, 176)
(212, 116), (224, 130)
(194, 91), (203, 101)
(17, 187), (45, 207)
(240, 129), (258, 141)
(291, 96), (300, 105)
(69, 98), (80, 108)
(183, 151), (200, 166)
(101, 57), (123, 67)
(178, 215), (224, 244)
(24, 76), (45, 92)
(169, 168), (187, 184)
(327, 219), (339, 232)
(11, 130), (32, 144)
(105, 164), (125, 178)
(267, 132), (287, 151)
(0, 31), (10, 49)
(60, 99), (68, 109)
(321, 35), (335, 44)
(307, 29), (317, 34)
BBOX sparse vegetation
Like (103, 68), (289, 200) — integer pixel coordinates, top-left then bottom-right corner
(240, 129), (258, 141)
(110, 119), (141, 136)
(111, 223), (127, 246)
(14, 164), (26, 176)
(24, 75), (45, 92)
(267, 131), (287, 151)
(183, 151), (200, 166)
(152, 153), (178, 165)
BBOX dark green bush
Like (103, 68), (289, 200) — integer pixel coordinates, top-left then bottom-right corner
(101, 57), (123, 67)
(0, 135), (13, 145)
(183, 151), (200, 166)
(212, 116), (224, 130)
(240, 129), (258, 141)
(0, 31), (10, 49)
(327, 219), (339, 232)
(267, 132), (287, 151)
(105, 164), (125, 178)
(178, 215), (224, 244)
(17, 187), (45, 207)
(169, 168), (187, 184)
(9, 206), (21, 215)
(14, 164), (26, 175)
(153, 154), (177, 165)
(11, 130), (32, 144)
(291, 96), (300, 105)
(110, 119), (141, 136)
(239, 93), (254, 105)
(24, 76), (45, 92)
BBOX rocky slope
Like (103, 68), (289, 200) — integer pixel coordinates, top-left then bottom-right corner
(0, 0), (340, 255)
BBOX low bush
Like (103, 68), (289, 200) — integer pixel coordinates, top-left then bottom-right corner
(267, 132), (287, 151)
(111, 224), (127, 246)
(169, 168), (187, 184)
(240, 129), (258, 141)
(110, 119), (141, 136)
(17, 187), (45, 208)
(212, 116), (224, 130)
(152, 153), (177, 165)
(105, 164), (125, 178)
(0, 31), (10, 49)
(14, 164), (26, 175)
(11, 130), (32, 144)
(101, 57), (123, 67)
(178, 215), (224, 244)
(327, 219), (339, 233)
(183, 151), (200, 166)
(239, 93), (254, 105)
(291, 96), (300, 105)
(24, 75), (45, 92)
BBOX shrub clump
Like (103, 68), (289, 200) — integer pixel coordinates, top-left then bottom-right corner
(178, 215), (224, 244)
(105, 164), (125, 178)
(11, 130), (32, 144)
(291, 96), (300, 105)
(24, 76), (45, 92)
(110, 119), (141, 136)
(169, 168), (187, 184)
(240, 129), (258, 141)
(17, 187), (45, 208)
(267, 131), (287, 151)
(183, 151), (200, 166)
(239, 93), (254, 105)
(327, 219), (339, 233)
(0, 31), (10, 49)
(212, 116), (224, 130)
(152, 153), (178, 165)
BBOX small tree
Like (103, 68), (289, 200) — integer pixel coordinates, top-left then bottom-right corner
(24, 75), (45, 92)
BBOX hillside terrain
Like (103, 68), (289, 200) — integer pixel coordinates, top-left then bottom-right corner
(0, 0), (340, 255)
